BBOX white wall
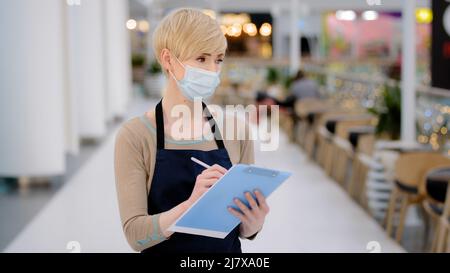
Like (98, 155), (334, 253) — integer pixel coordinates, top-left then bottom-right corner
(67, 0), (107, 139)
(63, 3), (80, 155)
(0, 0), (66, 176)
(104, 0), (132, 121)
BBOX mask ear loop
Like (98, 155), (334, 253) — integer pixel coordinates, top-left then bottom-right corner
(168, 53), (185, 82)
(173, 54), (185, 69)
(168, 68), (178, 83)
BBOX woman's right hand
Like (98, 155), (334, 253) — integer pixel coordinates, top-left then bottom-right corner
(187, 164), (228, 206)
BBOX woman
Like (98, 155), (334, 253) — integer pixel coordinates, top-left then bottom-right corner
(114, 8), (270, 253)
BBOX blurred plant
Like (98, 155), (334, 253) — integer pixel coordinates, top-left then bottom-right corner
(266, 67), (280, 85)
(368, 84), (401, 140)
(132, 53), (146, 68)
(315, 73), (327, 87)
(147, 60), (162, 75)
(282, 75), (294, 90)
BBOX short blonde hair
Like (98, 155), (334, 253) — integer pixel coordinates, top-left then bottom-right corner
(152, 8), (227, 66)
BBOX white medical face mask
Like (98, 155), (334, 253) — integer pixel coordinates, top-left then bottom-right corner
(169, 55), (221, 101)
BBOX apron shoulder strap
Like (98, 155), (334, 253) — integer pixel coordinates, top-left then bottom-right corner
(155, 100), (165, 149)
(202, 102), (225, 149)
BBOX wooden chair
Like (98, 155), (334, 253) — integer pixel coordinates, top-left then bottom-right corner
(317, 113), (373, 175)
(385, 152), (450, 244)
(294, 99), (341, 159)
(421, 167), (450, 252)
(439, 184), (450, 252)
(327, 119), (375, 184)
(314, 111), (349, 166)
(294, 98), (329, 148)
(347, 134), (376, 209)
(279, 109), (295, 142)
(304, 108), (345, 160)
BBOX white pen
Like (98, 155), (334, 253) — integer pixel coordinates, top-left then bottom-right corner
(190, 157), (211, 169)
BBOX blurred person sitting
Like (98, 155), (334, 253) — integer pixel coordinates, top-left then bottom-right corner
(256, 69), (321, 111)
(289, 70), (321, 102)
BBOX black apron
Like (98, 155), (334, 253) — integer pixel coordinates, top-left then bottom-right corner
(141, 99), (242, 253)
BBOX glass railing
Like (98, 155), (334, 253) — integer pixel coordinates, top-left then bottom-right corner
(303, 63), (450, 152)
(216, 59), (450, 152)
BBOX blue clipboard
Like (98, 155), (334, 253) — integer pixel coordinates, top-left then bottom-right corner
(168, 164), (292, 239)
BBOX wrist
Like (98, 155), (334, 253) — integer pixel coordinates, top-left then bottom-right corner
(239, 224), (261, 239)
(245, 231), (258, 240)
(182, 199), (193, 210)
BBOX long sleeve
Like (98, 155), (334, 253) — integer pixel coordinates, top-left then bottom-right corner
(114, 125), (168, 252)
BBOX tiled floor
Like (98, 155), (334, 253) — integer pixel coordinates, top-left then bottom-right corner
(0, 110), (124, 251)
(2, 96), (404, 253)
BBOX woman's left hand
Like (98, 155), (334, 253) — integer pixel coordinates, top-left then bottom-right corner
(228, 189), (270, 238)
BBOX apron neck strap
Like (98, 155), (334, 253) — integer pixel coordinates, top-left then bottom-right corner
(155, 99), (225, 150)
